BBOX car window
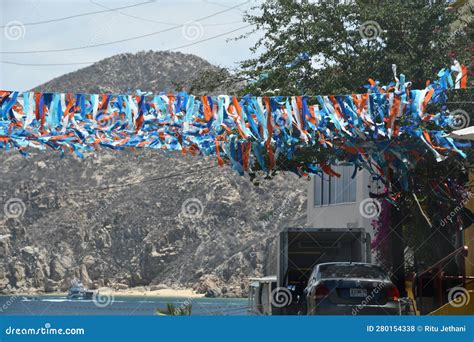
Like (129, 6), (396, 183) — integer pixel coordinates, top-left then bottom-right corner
(319, 264), (388, 280)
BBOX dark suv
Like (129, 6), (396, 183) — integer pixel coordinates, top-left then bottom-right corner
(305, 262), (401, 315)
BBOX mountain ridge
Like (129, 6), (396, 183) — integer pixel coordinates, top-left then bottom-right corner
(33, 50), (224, 94)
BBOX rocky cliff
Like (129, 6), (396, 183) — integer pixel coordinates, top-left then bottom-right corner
(0, 51), (308, 297)
(0, 150), (307, 297)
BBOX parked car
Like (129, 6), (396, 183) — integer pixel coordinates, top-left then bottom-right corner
(305, 262), (401, 315)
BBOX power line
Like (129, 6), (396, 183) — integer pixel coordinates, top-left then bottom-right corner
(28, 164), (217, 197)
(89, 0), (176, 26)
(89, 0), (245, 27)
(0, 24), (252, 66)
(204, 0), (247, 13)
(0, 1), (250, 55)
(168, 24), (252, 51)
(0, 60), (95, 66)
(0, 1), (155, 28)
(81, 164), (217, 193)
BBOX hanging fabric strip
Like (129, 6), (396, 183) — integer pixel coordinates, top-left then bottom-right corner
(0, 67), (468, 186)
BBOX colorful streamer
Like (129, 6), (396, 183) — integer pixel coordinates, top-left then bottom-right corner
(0, 67), (469, 184)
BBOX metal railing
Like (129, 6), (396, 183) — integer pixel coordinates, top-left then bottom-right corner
(413, 245), (470, 314)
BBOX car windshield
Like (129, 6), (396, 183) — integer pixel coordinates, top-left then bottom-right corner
(319, 264), (388, 280)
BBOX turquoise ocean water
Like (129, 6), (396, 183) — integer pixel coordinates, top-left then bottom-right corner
(0, 295), (250, 316)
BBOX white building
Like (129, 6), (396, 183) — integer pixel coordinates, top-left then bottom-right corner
(306, 165), (378, 244)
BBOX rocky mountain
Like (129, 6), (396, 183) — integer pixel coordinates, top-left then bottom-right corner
(0, 151), (307, 297)
(33, 50), (227, 94)
(1, 51), (308, 297)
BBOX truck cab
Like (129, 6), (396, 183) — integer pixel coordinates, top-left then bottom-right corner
(275, 227), (371, 315)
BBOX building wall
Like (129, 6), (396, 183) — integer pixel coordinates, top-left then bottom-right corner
(307, 168), (473, 275)
(306, 168), (377, 240)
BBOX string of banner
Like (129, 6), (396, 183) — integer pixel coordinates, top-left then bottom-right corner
(0, 63), (470, 190)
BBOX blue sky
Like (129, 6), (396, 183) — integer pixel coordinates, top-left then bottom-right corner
(0, 0), (261, 91)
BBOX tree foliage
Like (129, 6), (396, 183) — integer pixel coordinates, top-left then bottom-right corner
(240, 0), (471, 95)
(233, 0), (473, 273)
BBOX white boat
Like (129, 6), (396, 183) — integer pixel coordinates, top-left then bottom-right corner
(67, 279), (95, 300)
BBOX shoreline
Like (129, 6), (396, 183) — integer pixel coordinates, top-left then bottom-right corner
(113, 288), (205, 298)
(2, 287), (206, 299)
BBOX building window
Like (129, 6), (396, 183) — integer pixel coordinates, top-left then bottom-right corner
(314, 165), (356, 206)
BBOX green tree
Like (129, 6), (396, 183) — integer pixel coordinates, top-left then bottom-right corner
(233, 0), (472, 297)
(240, 0), (470, 95)
(156, 303), (193, 316)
